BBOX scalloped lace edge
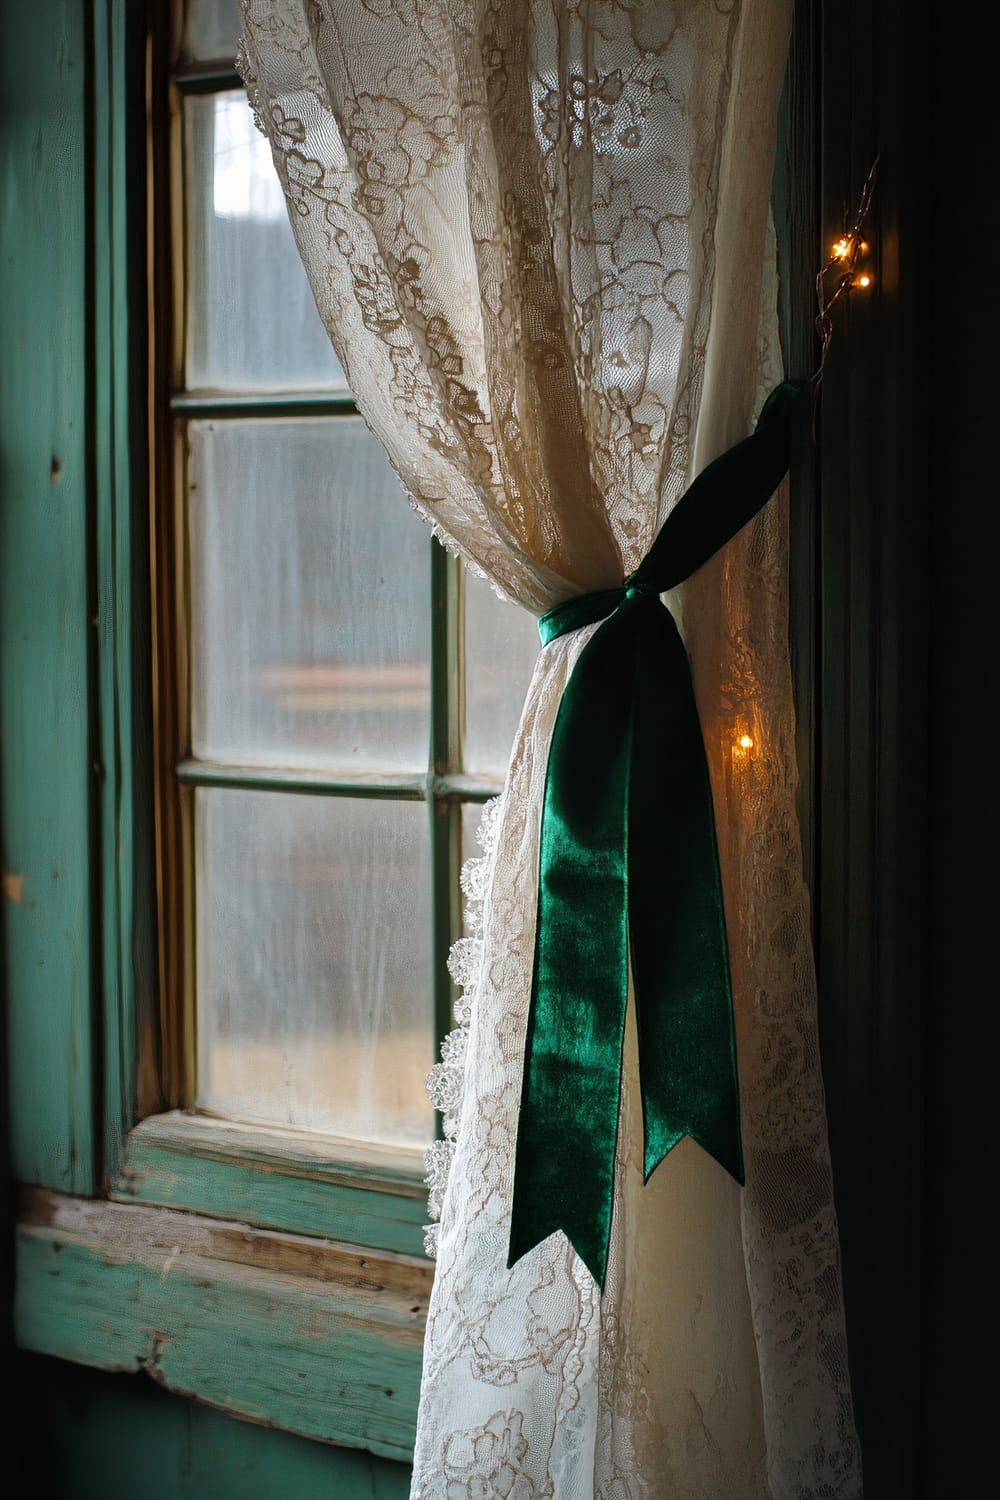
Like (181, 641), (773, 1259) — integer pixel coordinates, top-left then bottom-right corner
(422, 794), (504, 1256)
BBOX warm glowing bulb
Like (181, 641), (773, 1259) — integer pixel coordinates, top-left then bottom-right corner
(832, 237), (851, 260)
(738, 735), (754, 750)
(857, 273), (872, 288)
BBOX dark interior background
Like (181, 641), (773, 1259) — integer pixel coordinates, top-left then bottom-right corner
(791, 2), (997, 1492)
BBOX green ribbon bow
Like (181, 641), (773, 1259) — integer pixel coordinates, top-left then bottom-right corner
(507, 381), (804, 1289)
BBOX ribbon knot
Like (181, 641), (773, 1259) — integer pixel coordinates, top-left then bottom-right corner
(507, 381), (804, 1290)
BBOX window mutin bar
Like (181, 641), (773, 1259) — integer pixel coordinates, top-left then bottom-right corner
(429, 540), (464, 1109)
(175, 759), (505, 803)
(435, 773), (503, 803)
(175, 759), (429, 799)
(173, 64), (244, 95)
(171, 390), (358, 419)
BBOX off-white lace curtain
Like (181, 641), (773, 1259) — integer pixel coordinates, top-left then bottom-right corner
(238, 2), (862, 1495)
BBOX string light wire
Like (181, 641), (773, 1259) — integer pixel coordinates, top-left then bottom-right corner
(813, 155), (880, 389)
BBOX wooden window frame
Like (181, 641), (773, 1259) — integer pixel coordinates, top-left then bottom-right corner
(127, 12), (512, 1264)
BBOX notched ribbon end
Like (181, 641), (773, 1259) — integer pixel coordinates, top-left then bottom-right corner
(644, 1128), (745, 1185)
(509, 379), (799, 1293)
(641, 1125), (745, 1189)
(507, 1220), (612, 1292)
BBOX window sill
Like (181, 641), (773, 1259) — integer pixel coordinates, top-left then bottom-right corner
(110, 1111), (432, 1258)
(15, 1185), (431, 1461)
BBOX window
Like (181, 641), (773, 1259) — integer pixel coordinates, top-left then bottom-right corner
(145, 3), (539, 1232)
(8, 1), (539, 1470)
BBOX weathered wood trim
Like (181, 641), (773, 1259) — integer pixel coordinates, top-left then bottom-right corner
(429, 540), (463, 1087)
(1, 0), (96, 1195)
(110, 1113), (431, 1258)
(16, 1188), (430, 1462)
(148, 0), (191, 1110)
(92, 0), (162, 1178)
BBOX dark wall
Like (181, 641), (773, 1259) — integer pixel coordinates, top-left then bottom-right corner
(805, 3), (997, 1494)
(12, 1353), (409, 1500)
(921, 10), (997, 1491)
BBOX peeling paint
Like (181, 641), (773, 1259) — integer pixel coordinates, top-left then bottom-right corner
(16, 1192), (423, 1458)
(140, 1331), (171, 1379)
(159, 1244), (182, 1284)
(3, 872), (26, 904)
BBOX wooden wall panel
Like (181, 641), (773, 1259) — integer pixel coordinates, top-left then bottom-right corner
(1, 0), (95, 1194)
(16, 1351), (412, 1500)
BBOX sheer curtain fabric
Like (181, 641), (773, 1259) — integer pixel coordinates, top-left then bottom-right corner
(238, 2), (862, 1494)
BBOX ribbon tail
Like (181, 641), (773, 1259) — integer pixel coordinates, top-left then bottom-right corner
(511, 381), (800, 1284)
(508, 609), (640, 1289)
(628, 603), (744, 1186)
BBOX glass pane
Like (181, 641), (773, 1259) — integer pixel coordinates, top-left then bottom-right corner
(185, 92), (347, 391)
(463, 574), (539, 775)
(196, 789), (434, 1145)
(462, 802), (483, 872)
(182, 0), (238, 62)
(189, 418), (431, 772)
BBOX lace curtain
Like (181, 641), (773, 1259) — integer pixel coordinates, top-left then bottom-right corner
(238, 2), (862, 1494)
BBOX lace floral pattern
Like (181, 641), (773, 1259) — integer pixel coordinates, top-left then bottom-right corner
(239, 3), (862, 1495)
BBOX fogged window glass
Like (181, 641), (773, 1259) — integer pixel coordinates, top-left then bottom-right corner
(189, 418), (431, 772)
(196, 788), (435, 1145)
(182, 0), (239, 62)
(185, 92), (347, 391)
(463, 573), (540, 776)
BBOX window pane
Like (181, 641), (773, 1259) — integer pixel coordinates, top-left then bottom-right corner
(189, 418), (431, 772)
(462, 802), (482, 873)
(182, 0), (238, 62)
(185, 92), (347, 391)
(463, 574), (539, 775)
(196, 789), (434, 1145)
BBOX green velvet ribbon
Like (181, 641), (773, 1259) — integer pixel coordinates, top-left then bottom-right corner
(507, 381), (804, 1289)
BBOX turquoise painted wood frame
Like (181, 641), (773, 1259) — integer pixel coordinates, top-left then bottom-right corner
(3, 0), (97, 1199)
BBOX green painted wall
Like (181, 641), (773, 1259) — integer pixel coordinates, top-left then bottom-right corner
(17, 1354), (411, 1500)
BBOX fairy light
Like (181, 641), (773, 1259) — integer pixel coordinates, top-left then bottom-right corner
(738, 735), (754, 750)
(814, 156), (879, 385)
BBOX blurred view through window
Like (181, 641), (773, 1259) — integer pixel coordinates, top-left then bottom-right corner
(164, 7), (539, 1151)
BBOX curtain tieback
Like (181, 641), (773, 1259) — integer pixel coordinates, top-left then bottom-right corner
(508, 381), (805, 1289)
